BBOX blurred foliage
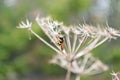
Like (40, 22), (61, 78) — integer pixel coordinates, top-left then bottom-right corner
(0, 0), (120, 80)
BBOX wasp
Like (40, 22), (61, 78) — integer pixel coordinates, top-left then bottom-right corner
(56, 33), (64, 50)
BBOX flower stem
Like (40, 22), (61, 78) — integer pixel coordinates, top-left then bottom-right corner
(65, 68), (71, 80)
(65, 62), (71, 80)
(76, 75), (80, 80)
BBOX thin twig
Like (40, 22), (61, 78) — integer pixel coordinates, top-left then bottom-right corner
(29, 29), (63, 55)
(74, 36), (100, 60)
(74, 35), (87, 54)
(94, 37), (108, 48)
(66, 34), (72, 54)
(72, 34), (77, 53)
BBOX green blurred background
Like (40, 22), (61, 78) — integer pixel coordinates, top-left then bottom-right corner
(0, 0), (120, 80)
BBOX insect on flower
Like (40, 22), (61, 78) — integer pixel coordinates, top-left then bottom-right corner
(55, 33), (65, 51)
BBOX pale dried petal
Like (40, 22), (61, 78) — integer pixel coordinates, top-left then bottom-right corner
(17, 19), (32, 29)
